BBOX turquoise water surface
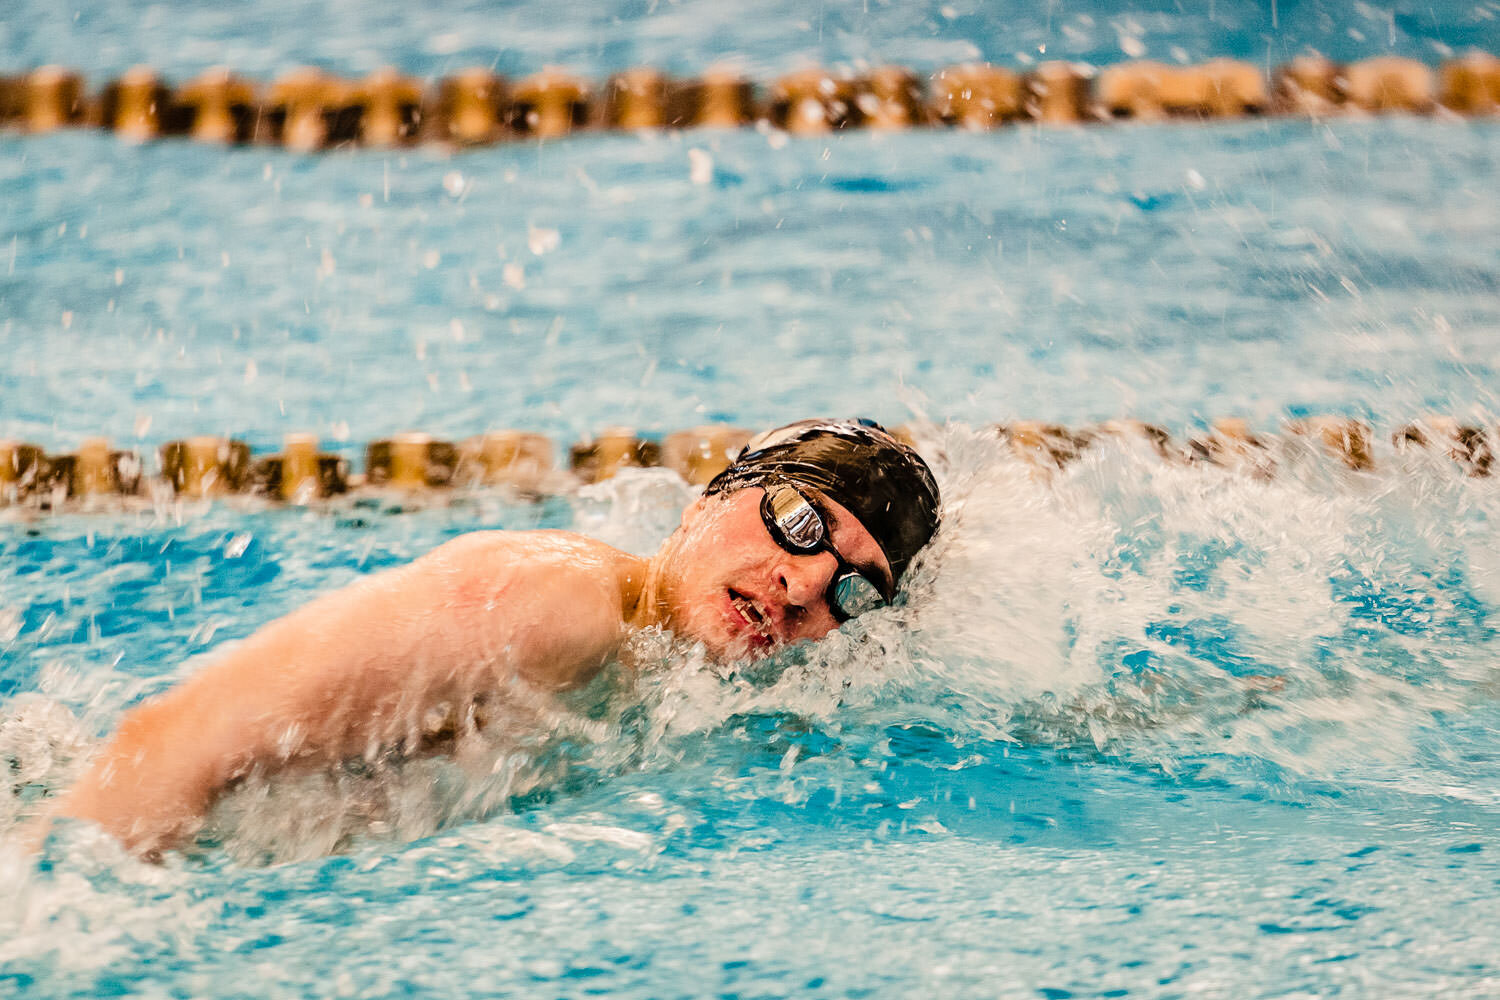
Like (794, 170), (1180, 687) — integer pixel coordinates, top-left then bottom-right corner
(4, 1), (1500, 998)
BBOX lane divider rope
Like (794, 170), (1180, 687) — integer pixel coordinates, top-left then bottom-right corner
(2, 54), (1498, 149)
(0, 418), (1492, 509)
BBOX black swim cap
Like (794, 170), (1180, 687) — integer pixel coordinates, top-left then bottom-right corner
(704, 419), (941, 589)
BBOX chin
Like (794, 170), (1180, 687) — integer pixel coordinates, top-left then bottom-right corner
(680, 605), (773, 664)
(716, 635), (777, 663)
(689, 623), (767, 664)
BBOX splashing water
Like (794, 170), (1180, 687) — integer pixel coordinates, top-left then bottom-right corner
(5, 0), (1500, 976)
(12, 423), (1495, 844)
(2, 421), (1499, 993)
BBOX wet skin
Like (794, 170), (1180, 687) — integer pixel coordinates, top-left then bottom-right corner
(51, 486), (892, 855)
(646, 487), (893, 660)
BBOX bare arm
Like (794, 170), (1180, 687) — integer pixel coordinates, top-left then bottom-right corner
(52, 530), (638, 856)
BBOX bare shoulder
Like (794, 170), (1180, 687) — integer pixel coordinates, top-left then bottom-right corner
(418, 529), (637, 607)
(428, 528), (635, 573)
(406, 530), (642, 688)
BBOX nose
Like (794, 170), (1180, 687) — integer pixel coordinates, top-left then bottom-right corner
(776, 549), (838, 610)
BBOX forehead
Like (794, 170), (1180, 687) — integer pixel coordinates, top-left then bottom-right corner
(812, 491), (894, 592)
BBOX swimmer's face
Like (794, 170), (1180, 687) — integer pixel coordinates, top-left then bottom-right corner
(656, 487), (894, 660)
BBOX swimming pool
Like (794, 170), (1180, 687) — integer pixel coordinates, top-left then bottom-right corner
(5, 0), (1500, 997)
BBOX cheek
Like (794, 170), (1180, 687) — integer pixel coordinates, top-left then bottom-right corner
(677, 512), (760, 586)
(660, 534), (731, 631)
(788, 608), (840, 644)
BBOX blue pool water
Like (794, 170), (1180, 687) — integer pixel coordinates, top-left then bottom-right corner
(5, 1), (1500, 997)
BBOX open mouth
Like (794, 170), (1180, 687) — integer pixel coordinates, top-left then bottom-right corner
(728, 589), (774, 646)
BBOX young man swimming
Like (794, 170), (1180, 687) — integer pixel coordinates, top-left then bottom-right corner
(50, 419), (941, 857)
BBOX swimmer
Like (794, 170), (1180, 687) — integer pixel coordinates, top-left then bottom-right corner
(47, 419), (940, 857)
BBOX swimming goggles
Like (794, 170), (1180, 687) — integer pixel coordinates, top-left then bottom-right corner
(760, 483), (889, 623)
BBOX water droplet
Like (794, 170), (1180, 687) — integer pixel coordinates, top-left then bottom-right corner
(527, 226), (560, 256)
(688, 148), (713, 185)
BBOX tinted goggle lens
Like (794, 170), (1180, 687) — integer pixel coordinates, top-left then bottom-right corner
(831, 571), (884, 621)
(765, 484), (825, 550)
